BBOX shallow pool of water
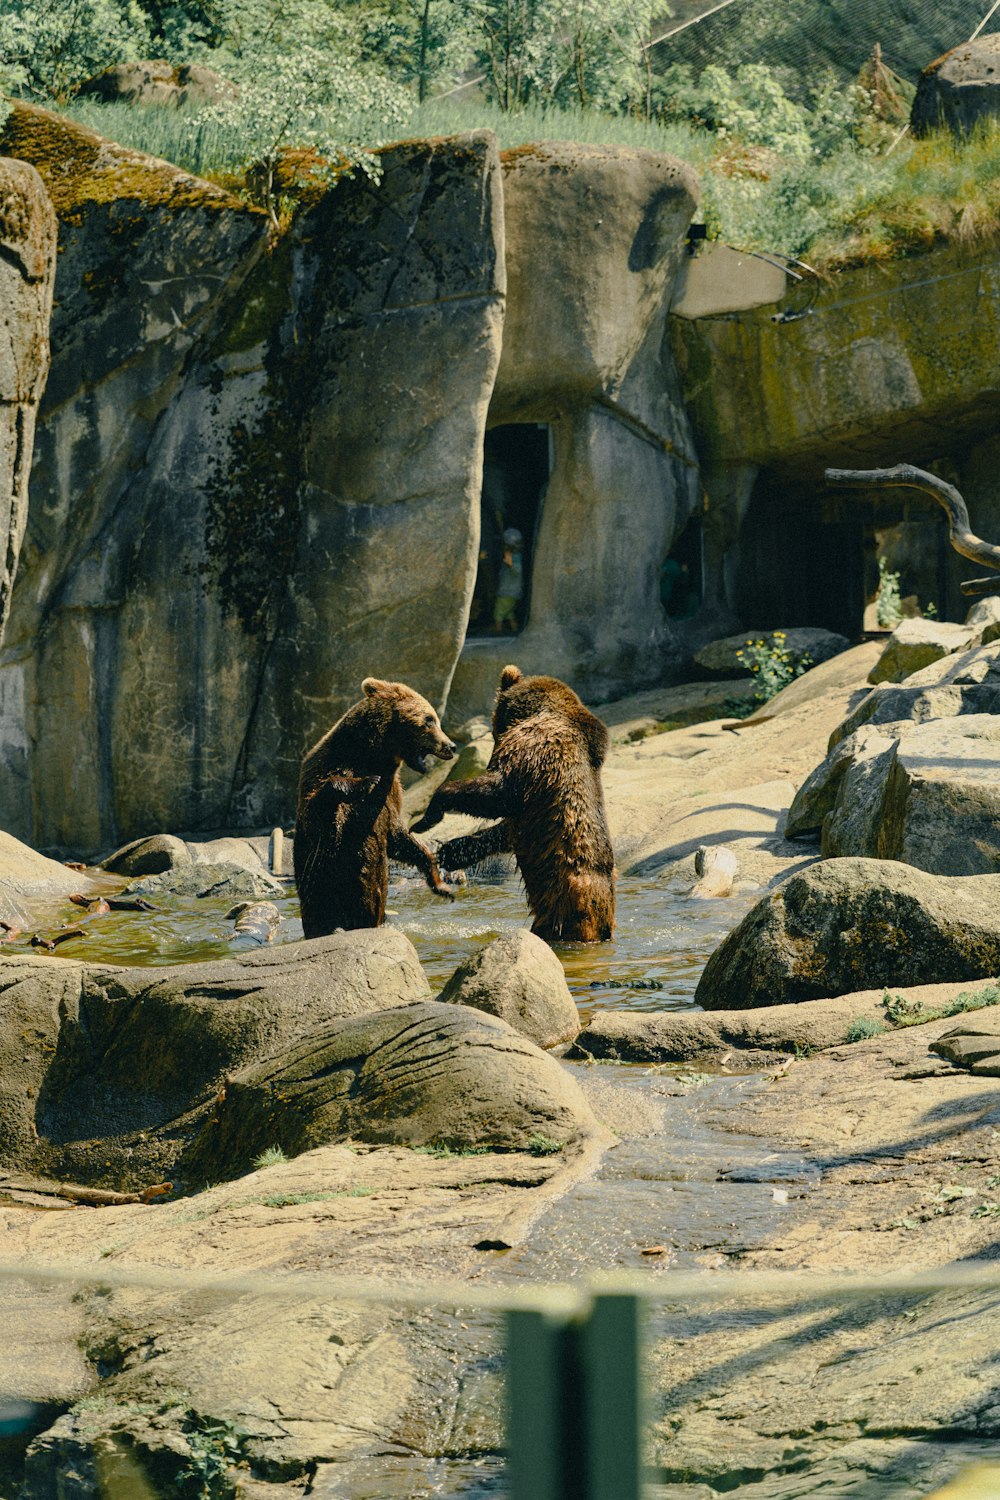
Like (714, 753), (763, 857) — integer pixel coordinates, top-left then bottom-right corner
(6, 867), (759, 1021)
(387, 872), (759, 1021)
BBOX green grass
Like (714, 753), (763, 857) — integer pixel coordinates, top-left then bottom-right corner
(878, 979), (1000, 1032)
(845, 1016), (888, 1043)
(52, 96), (1000, 270)
(251, 1145), (288, 1170)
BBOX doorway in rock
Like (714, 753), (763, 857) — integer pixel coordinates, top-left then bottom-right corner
(469, 424), (551, 637)
(661, 513), (704, 620)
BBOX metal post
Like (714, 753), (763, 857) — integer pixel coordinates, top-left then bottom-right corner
(581, 1293), (643, 1500)
(507, 1293), (642, 1500)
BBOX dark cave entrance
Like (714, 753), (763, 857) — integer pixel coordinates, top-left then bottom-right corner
(468, 423), (551, 637)
(735, 469), (968, 639)
(660, 512), (704, 620)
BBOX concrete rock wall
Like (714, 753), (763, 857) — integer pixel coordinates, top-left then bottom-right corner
(0, 107), (503, 849)
(0, 153), (55, 649)
(450, 142), (701, 717)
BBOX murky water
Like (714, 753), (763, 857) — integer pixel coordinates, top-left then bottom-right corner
(6, 867), (759, 1021)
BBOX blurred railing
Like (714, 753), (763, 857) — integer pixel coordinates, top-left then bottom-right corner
(2, 1258), (1000, 1497)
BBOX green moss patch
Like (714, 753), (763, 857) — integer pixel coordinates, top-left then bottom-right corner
(0, 101), (258, 222)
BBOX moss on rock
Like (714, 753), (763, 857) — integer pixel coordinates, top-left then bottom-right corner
(0, 101), (258, 222)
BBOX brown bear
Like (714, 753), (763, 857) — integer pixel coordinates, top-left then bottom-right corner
(294, 678), (457, 938)
(412, 665), (616, 942)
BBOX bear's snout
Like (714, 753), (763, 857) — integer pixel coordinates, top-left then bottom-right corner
(438, 738), (457, 760)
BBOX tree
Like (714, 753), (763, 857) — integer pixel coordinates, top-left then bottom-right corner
(0, 0), (152, 102)
(344, 0), (477, 103)
(464, 0), (662, 114)
(190, 34), (411, 228)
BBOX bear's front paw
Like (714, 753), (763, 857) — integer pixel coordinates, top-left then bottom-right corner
(411, 811), (437, 834)
(433, 881), (459, 901)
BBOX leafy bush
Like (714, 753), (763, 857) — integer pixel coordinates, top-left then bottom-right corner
(735, 632), (813, 704)
(876, 556), (903, 628)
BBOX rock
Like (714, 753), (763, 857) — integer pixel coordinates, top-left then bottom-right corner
(789, 711), (1000, 875)
(0, 830), (95, 898)
(965, 595), (1000, 633)
(689, 843), (738, 897)
(830, 716), (1000, 873)
(573, 976), (1000, 1063)
(451, 715), (491, 744)
(0, 107), (503, 849)
(0, 155), (56, 645)
(0, 929), (431, 1183)
(102, 833), (272, 878)
(181, 1001), (598, 1181)
(695, 857), (1000, 1009)
(867, 617), (976, 684)
(830, 641), (1000, 748)
(446, 735), (494, 781)
(227, 900), (282, 943)
(912, 34), (1000, 137)
(76, 60), (238, 109)
(438, 929), (580, 1048)
(100, 834), (192, 876)
(931, 1012), (1000, 1075)
(447, 141), (701, 717)
(694, 628), (850, 676)
(122, 862), (283, 899)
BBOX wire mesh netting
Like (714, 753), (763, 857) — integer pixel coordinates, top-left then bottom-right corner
(658, 0), (1000, 92)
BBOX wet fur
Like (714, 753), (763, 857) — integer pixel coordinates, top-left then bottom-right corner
(413, 666), (616, 942)
(295, 679), (455, 938)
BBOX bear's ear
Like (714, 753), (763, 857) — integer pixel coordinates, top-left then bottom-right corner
(361, 677), (389, 697)
(499, 665), (523, 690)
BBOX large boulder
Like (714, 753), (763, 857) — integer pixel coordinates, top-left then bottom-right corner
(0, 105), (504, 849)
(0, 831), (94, 899)
(787, 639), (1000, 874)
(438, 928), (580, 1048)
(0, 155), (55, 645)
(180, 1001), (598, 1183)
(447, 141), (702, 716)
(867, 616), (978, 684)
(824, 717), (1000, 873)
(694, 627), (849, 676)
(912, 34), (1000, 137)
(695, 857), (1000, 1009)
(0, 929), (431, 1183)
(829, 639), (1000, 746)
(76, 60), (237, 109)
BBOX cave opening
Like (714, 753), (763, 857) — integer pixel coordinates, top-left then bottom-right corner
(468, 423), (551, 637)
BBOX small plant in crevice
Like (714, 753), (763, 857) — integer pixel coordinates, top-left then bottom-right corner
(845, 1016), (888, 1043)
(882, 991), (926, 1027)
(526, 1133), (565, 1155)
(252, 1145), (288, 1170)
(413, 1143), (492, 1159)
(176, 1412), (247, 1500)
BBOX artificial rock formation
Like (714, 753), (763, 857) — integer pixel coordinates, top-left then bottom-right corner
(911, 34), (1000, 137)
(786, 639), (1000, 874)
(696, 857), (1000, 1009)
(0, 105), (504, 850)
(0, 153), (55, 645)
(448, 141), (701, 717)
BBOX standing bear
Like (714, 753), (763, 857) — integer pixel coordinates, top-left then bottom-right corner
(294, 678), (457, 938)
(412, 665), (616, 942)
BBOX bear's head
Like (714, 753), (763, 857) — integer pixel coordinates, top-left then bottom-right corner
(493, 665), (608, 767)
(361, 678), (457, 774)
